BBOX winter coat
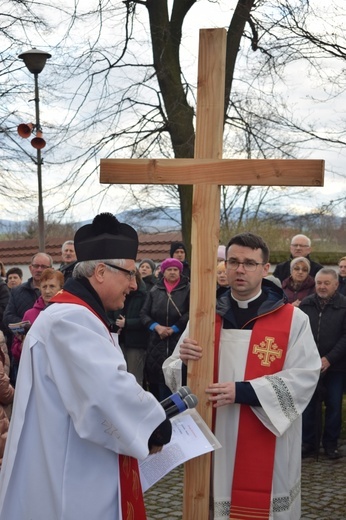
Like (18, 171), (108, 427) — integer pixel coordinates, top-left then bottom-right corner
(11, 296), (46, 361)
(108, 280), (149, 350)
(282, 275), (316, 304)
(142, 274), (157, 292)
(3, 278), (40, 327)
(181, 262), (190, 281)
(0, 281), (9, 335)
(337, 275), (346, 296)
(300, 292), (346, 372)
(140, 276), (190, 384)
(59, 261), (77, 282)
(0, 341), (14, 465)
(273, 256), (323, 283)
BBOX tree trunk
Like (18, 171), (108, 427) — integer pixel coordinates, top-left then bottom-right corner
(146, 0), (196, 257)
(146, 0), (256, 256)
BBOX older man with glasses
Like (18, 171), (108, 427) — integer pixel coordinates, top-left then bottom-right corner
(3, 252), (53, 385)
(3, 252), (53, 331)
(273, 233), (323, 283)
(0, 213), (171, 520)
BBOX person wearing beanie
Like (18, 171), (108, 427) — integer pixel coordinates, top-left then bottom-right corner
(140, 257), (190, 401)
(169, 241), (190, 280)
(216, 260), (229, 299)
(217, 245), (226, 262)
(0, 213), (172, 520)
(138, 258), (157, 291)
(282, 256), (315, 306)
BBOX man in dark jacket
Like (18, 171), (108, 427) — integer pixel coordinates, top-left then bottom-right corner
(3, 252), (53, 385)
(300, 267), (346, 459)
(170, 241), (190, 280)
(59, 240), (77, 281)
(3, 253), (53, 328)
(273, 234), (323, 283)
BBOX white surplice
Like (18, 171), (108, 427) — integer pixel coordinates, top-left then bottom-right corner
(0, 302), (166, 520)
(163, 306), (321, 520)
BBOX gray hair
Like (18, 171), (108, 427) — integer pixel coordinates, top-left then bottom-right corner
(31, 252), (53, 267)
(73, 259), (126, 279)
(290, 256), (311, 273)
(315, 267), (338, 280)
(62, 240), (74, 251)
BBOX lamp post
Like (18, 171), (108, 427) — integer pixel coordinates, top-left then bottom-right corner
(18, 48), (51, 252)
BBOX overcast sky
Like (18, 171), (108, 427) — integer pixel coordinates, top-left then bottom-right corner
(3, 0), (346, 224)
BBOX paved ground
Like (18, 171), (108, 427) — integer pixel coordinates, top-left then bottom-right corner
(144, 441), (346, 520)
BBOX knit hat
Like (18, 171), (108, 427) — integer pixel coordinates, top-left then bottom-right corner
(290, 256), (311, 273)
(217, 245), (226, 260)
(170, 241), (187, 257)
(160, 258), (183, 274)
(139, 258), (156, 273)
(74, 213), (138, 261)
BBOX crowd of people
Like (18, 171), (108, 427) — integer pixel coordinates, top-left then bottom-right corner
(0, 223), (345, 520)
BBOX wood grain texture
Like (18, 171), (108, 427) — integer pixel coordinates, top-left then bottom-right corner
(100, 158), (324, 186)
(183, 28), (226, 520)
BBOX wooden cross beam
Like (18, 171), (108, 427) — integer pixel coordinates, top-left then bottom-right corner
(100, 28), (324, 520)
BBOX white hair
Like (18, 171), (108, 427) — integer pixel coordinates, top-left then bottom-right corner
(62, 240), (74, 251)
(73, 259), (126, 279)
(291, 234), (311, 247)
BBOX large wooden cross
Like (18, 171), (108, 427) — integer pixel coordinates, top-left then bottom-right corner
(100, 28), (324, 520)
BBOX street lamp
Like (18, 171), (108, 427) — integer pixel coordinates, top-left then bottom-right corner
(18, 48), (51, 252)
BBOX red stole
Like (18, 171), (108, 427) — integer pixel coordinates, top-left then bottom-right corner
(214, 304), (294, 520)
(51, 290), (147, 520)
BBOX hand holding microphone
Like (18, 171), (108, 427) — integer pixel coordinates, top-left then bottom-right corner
(149, 387), (198, 451)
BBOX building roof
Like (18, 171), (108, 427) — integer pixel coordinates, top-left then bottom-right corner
(0, 231), (183, 268)
(136, 232), (182, 263)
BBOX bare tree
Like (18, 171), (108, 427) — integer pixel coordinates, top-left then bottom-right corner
(2, 1), (346, 247)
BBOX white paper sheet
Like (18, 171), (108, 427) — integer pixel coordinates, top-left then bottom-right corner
(140, 409), (221, 492)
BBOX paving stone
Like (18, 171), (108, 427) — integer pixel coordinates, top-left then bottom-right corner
(145, 442), (346, 519)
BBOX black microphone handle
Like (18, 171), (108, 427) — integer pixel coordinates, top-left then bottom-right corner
(160, 386), (192, 410)
(165, 394), (198, 419)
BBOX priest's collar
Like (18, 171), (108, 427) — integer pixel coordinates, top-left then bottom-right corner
(230, 289), (262, 308)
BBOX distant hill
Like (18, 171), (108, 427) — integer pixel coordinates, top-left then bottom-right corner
(117, 207), (181, 232)
(1, 206), (345, 236)
(0, 220), (30, 234)
(0, 208), (181, 237)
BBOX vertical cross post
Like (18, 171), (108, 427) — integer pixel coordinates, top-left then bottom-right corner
(183, 28), (227, 520)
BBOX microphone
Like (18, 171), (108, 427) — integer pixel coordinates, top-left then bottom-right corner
(164, 393), (198, 419)
(160, 386), (192, 411)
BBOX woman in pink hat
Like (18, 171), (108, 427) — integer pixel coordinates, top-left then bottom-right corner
(140, 258), (190, 401)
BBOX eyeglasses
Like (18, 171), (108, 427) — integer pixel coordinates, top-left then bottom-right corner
(31, 264), (51, 269)
(103, 262), (136, 280)
(292, 267), (308, 272)
(290, 244), (309, 248)
(226, 259), (265, 272)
